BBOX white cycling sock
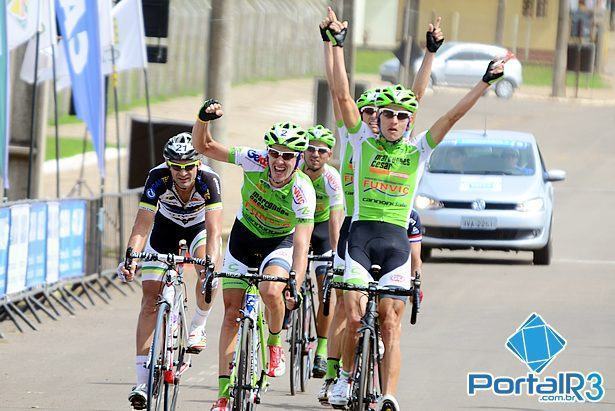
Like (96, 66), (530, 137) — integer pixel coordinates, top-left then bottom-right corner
(190, 307), (210, 329)
(135, 355), (148, 386)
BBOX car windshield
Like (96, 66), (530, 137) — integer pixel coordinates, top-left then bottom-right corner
(427, 139), (536, 176)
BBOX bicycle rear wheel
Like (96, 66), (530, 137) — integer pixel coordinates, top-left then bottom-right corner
(233, 319), (254, 411)
(147, 302), (169, 411)
(300, 288), (316, 392)
(289, 309), (302, 395)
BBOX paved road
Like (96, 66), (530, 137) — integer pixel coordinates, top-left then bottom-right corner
(3, 89), (615, 410)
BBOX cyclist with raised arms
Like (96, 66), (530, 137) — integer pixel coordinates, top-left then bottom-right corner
(300, 125), (344, 378)
(191, 101), (315, 411)
(317, 9), (444, 404)
(324, 7), (510, 409)
(117, 133), (223, 410)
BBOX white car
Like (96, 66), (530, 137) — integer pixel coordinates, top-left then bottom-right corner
(380, 42), (523, 98)
(414, 130), (565, 265)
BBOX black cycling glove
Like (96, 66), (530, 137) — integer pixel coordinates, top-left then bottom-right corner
(198, 98), (222, 122)
(426, 28), (443, 53)
(320, 26), (330, 42)
(482, 60), (504, 85)
(326, 26), (347, 47)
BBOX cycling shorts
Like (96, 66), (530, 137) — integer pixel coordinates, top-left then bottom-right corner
(344, 221), (411, 302)
(142, 213), (207, 282)
(221, 219), (294, 290)
(311, 221), (332, 277)
(332, 216), (352, 280)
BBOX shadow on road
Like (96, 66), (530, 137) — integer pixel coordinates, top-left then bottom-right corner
(459, 407), (544, 411)
(427, 256), (533, 266)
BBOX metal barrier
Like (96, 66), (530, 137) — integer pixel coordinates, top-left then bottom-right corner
(0, 188), (143, 338)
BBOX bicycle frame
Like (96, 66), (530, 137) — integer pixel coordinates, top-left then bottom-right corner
(229, 282), (269, 402)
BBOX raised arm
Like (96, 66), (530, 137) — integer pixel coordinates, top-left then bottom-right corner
(326, 8), (361, 131)
(320, 13), (343, 123)
(412, 17), (444, 102)
(429, 57), (509, 145)
(191, 99), (230, 163)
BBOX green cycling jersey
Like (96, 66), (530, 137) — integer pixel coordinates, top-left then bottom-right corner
(347, 120), (437, 228)
(301, 162), (344, 223)
(228, 147), (316, 238)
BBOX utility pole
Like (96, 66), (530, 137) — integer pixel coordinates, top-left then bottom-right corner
(552, 0), (569, 97)
(495, 0), (507, 45)
(206, 0), (234, 176)
(341, 0), (356, 97)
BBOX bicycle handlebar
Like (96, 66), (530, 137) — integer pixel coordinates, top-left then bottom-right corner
(126, 249), (209, 267)
(202, 270), (292, 303)
(307, 253), (335, 262)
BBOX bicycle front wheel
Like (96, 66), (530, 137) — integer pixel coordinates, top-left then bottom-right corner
(301, 289), (316, 392)
(166, 308), (187, 411)
(233, 318), (254, 411)
(354, 328), (373, 411)
(147, 302), (169, 411)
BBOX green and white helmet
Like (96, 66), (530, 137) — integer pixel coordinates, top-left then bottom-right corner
(356, 87), (384, 110)
(375, 85), (419, 113)
(306, 125), (336, 148)
(264, 122), (308, 152)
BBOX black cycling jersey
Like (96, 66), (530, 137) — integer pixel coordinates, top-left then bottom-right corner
(139, 163), (222, 227)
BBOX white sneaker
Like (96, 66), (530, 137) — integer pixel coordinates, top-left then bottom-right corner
(187, 324), (207, 353)
(328, 377), (351, 407)
(128, 383), (147, 410)
(318, 378), (335, 404)
(377, 394), (400, 411)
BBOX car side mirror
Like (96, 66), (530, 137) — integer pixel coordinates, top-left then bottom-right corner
(544, 169), (566, 182)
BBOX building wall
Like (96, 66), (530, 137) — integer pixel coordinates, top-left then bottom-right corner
(417, 0), (560, 61)
(356, 0), (400, 48)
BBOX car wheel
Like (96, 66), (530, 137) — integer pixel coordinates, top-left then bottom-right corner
(533, 237), (552, 265)
(420, 246), (432, 261)
(495, 79), (514, 99)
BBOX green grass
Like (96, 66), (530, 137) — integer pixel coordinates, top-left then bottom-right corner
(45, 137), (120, 160)
(356, 49), (394, 74)
(523, 63), (609, 89)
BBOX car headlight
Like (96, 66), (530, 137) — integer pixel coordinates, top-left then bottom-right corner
(516, 198), (544, 212)
(415, 195), (443, 210)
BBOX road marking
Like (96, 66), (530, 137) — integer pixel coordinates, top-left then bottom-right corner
(557, 187), (615, 193)
(554, 258), (615, 265)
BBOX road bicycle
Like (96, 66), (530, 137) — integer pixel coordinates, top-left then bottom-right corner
(203, 268), (297, 410)
(125, 240), (210, 411)
(322, 265), (421, 411)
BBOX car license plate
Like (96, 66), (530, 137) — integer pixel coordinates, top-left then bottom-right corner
(460, 216), (497, 230)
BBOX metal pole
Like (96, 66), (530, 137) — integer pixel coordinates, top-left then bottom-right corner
(342, 0), (356, 97)
(495, 0), (507, 45)
(552, 0), (570, 97)
(143, 69), (156, 168)
(26, 5), (42, 198)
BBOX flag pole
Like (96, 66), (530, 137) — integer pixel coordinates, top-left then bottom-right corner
(51, 35), (61, 198)
(26, 3), (43, 199)
(109, 23), (125, 254)
(143, 68), (155, 168)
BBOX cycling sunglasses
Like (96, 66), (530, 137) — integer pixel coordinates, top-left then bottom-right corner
(360, 106), (378, 116)
(167, 160), (200, 171)
(379, 108), (413, 121)
(268, 148), (299, 161)
(306, 145), (330, 155)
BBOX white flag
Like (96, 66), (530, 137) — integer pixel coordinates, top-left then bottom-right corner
(107, 0), (148, 73)
(7, 0), (41, 50)
(20, 0), (148, 88)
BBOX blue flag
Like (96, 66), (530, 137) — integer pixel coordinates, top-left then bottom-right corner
(0, 5), (9, 188)
(55, 0), (106, 177)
